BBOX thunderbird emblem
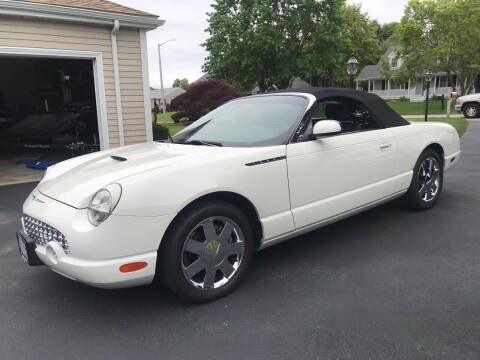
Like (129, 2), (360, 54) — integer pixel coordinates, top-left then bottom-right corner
(32, 194), (45, 204)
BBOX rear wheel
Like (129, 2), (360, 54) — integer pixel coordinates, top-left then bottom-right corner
(463, 103), (479, 118)
(405, 149), (443, 210)
(158, 200), (254, 302)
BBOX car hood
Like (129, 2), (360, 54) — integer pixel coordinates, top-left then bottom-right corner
(38, 142), (243, 208)
(459, 93), (479, 103)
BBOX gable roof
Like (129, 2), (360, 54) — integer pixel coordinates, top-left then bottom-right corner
(151, 87), (185, 99)
(357, 45), (402, 81)
(18, 0), (155, 16)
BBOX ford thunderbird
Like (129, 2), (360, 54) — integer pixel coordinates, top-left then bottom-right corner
(17, 88), (461, 302)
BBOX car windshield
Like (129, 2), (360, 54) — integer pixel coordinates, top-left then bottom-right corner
(171, 95), (308, 147)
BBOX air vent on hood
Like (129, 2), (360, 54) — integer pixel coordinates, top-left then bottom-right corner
(111, 155), (127, 162)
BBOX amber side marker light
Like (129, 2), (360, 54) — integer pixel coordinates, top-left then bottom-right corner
(120, 262), (147, 273)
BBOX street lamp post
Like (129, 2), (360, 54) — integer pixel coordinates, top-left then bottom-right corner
(158, 39), (175, 124)
(347, 55), (359, 89)
(424, 70), (433, 122)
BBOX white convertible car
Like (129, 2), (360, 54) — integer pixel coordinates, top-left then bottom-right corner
(18, 88), (461, 302)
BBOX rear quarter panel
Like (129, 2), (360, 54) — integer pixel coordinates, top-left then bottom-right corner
(389, 122), (461, 175)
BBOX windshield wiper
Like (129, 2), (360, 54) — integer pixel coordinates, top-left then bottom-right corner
(177, 139), (223, 147)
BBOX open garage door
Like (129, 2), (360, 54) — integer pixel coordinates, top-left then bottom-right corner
(0, 56), (102, 185)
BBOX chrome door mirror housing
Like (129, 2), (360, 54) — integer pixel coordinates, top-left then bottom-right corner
(312, 120), (342, 138)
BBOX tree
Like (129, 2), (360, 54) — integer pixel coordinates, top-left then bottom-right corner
(202, 0), (382, 92)
(376, 22), (400, 52)
(396, 0), (480, 95)
(170, 80), (241, 122)
(172, 78), (190, 90)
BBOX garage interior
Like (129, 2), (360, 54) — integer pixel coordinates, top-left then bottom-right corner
(0, 56), (100, 185)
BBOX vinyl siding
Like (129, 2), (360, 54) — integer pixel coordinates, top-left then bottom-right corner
(0, 17), (149, 147)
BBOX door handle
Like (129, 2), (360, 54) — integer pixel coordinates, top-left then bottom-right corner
(380, 143), (392, 151)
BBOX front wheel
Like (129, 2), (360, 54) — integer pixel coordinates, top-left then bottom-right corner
(158, 200), (254, 302)
(405, 149), (443, 210)
(463, 103), (479, 119)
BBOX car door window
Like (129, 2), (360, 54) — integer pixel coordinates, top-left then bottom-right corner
(309, 97), (382, 136)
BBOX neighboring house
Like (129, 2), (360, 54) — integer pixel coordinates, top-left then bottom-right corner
(356, 46), (462, 102)
(150, 87), (185, 109)
(193, 74), (210, 84)
(0, 0), (163, 150)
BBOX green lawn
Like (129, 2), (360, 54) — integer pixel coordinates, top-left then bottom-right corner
(152, 111), (175, 123)
(152, 111), (187, 136)
(408, 117), (469, 137)
(388, 100), (454, 115)
(163, 123), (187, 136)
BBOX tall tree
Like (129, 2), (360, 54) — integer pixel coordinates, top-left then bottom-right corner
(396, 0), (480, 95)
(172, 78), (190, 90)
(203, 0), (345, 93)
(376, 21), (400, 52)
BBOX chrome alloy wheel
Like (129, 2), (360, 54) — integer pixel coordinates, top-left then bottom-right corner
(418, 156), (441, 202)
(465, 105), (478, 118)
(181, 216), (245, 290)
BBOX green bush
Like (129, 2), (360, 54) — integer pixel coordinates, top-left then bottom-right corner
(152, 124), (169, 140)
(399, 96), (409, 102)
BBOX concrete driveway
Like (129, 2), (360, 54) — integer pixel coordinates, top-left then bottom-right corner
(1, 122), (479, 360)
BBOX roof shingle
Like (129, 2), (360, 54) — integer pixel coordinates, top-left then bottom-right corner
(19, 0), (156, 17)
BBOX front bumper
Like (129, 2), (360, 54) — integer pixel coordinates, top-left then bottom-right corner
(34, 242), (157, 289)
(22, 188), (175, 289)
(455, 104), (462, 112)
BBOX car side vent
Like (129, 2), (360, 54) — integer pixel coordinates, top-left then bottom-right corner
(245, 156), (286, 167)
(111, 155), (127, 162)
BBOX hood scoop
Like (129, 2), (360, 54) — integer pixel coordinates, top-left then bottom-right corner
(111, 155), (128, 162)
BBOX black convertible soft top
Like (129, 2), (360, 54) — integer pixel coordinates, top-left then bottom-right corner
(274, 87), (410, 128)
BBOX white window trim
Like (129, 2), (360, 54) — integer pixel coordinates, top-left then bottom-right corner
(140, 29), (153, 142)
(0, 46), (110, 150)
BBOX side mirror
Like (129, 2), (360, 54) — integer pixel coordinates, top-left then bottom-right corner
(312, 120), (342, 138)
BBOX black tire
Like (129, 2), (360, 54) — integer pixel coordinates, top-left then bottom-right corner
(462, 103), (479, 119)
(405, 149), (444, 210)
(158, 200), (254, 303)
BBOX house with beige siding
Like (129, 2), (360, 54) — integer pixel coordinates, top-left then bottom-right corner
(0, 0), (163, 158)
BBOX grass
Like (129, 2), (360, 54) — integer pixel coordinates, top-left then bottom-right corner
(388, 100), (454, 115)
(152, 111), (175, 123)
(152, 111), (187, 136)
(163, 123), (187, 136)
(408, 117), (469, 137)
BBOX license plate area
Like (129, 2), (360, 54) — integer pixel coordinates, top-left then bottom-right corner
(17, 232), (28, 262)
(16, 231), (43, 266)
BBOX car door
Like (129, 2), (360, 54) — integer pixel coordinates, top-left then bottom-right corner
(286, 97), (399, 230)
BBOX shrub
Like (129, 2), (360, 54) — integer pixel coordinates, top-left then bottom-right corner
(399, 96), (409, 102)
(152, 123), (169, 140)
(171, 111), (189, 123)
(170, 80), (241, 121)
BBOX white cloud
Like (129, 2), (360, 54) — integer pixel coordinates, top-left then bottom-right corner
(113, 0), (409, 88)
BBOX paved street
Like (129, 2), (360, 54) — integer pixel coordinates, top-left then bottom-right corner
(1, 122), (479, 360)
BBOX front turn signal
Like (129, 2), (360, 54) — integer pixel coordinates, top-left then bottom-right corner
(119, 262), (148, 273)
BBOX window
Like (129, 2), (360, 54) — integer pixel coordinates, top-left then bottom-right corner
(307, 97), (382, 137)
(172, 95), (308, 147)
(391, 58), (398, 69)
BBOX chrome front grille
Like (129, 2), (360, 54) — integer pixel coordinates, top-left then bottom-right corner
(23, 215), (69, 253)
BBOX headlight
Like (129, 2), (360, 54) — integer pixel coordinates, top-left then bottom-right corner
(87, 184), (122, 226)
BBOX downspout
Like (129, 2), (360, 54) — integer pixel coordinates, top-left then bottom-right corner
(111, 19), (125, 146)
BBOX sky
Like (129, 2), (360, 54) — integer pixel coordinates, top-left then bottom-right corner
(113, 0), (410, 88)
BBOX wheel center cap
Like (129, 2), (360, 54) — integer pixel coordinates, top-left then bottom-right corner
(203, 240), (223, 265)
